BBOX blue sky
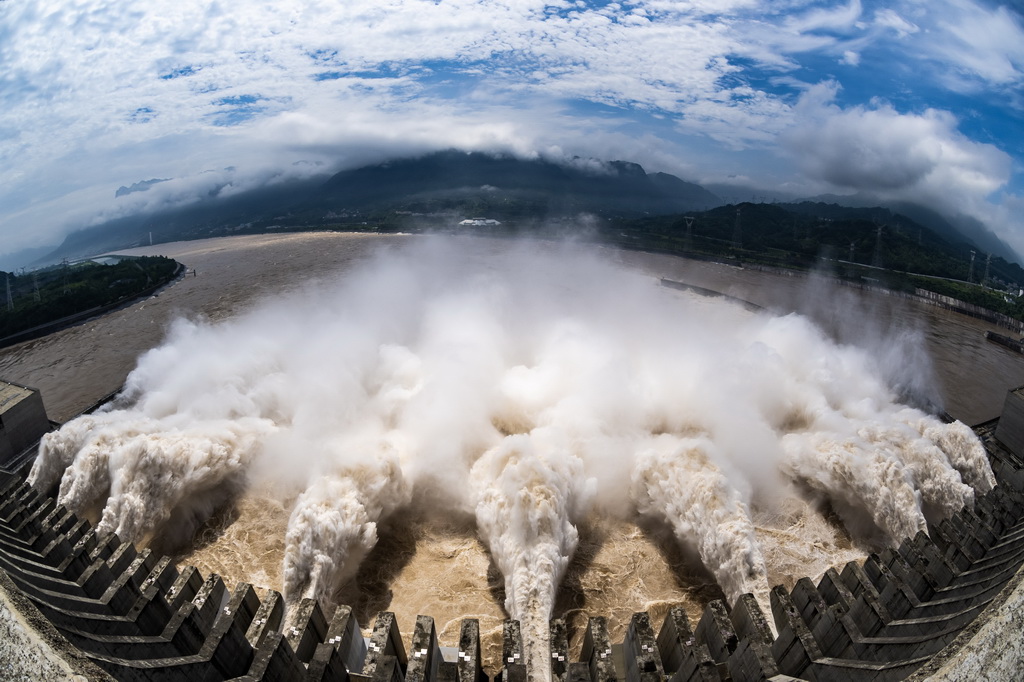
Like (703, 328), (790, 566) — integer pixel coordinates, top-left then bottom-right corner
(1, 0), (1023, 266)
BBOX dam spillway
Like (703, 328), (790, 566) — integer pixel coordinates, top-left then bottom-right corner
(2, 406), (1024, 680)
(4, 235), (1024, 680)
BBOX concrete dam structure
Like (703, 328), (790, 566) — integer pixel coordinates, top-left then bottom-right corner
(2, 388), (1024, 680)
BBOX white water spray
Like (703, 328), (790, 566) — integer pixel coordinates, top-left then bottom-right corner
(31, 413), (274, 547)
(632, 435), (771, 618)
(284, 458), (409, 608)
(29, 236), (994, 680)
(471, 434), (589, 680)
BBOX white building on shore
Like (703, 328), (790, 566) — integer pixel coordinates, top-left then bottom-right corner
(458, 218), (501, 227)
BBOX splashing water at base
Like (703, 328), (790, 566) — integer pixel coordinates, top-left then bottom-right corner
(32, 237), (995, 680)
(284, 458), (410, 610)
(471, 434), (590, 680)
(632, 435), (772, 624)
(31, 412), (275, 548)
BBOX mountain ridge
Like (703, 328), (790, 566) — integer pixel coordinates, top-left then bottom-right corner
(24, 150), (1020, 269)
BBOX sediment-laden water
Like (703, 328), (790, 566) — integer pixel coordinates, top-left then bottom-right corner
(5, 233), (1022, 676)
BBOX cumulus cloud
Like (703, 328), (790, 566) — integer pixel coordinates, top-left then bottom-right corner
(782, 81), (1013, 233)
(0, 0), (755, 257)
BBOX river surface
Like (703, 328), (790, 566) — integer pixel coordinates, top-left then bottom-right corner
(612, 250), (1024, 426)
(3, 232), (1022, 661)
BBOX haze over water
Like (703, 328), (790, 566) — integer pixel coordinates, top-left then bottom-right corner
(3, 233), (1018, 425)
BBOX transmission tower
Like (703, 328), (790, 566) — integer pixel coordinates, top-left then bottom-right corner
(5, 274), (13, 312)
(732, 208), (742, 250)
(968, 250), (976, 283)
(849, 241), (856, 262)
(872, 223), (884, 268)
(684, 216), (694, 251)
(984, 253), (992, 286)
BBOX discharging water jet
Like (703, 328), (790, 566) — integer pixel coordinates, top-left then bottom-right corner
(471, 434), (589, 681)
(28, 236), (995, 680)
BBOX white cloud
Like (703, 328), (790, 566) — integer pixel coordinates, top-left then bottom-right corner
(0, 0), (764, 257)
(891, 0), (1024, 93)
(786, 0), (863, 33)
(935, 2), (1024, 87)
(873, 8), (919, 37)
(0, 0), (1021, 263)
(783, 80), (1013, 221)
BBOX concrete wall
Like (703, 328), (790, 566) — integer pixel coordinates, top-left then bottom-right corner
(1, 417), (1024, 681)
(995, 388), (1024, 459)
(0, 382), (50, 466)
(0, 571), (111, 681)
(909, 568), (1024, 681)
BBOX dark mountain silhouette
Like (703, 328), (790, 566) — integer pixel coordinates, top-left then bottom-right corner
(607, 201), (1018, 288)
(38, 151), (721, 263)
(315, 151), (721, 214)
(47, 177), (324, 263)
(805, 193), (1017, 263)
(30, 150), (1018, 270)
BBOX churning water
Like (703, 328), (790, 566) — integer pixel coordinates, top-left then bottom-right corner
(4, 233), (1019, 677)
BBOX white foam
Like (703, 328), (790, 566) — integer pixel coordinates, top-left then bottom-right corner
(33, 237), (994, 680)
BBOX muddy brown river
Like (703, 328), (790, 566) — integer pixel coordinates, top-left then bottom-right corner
(3, 232), (1022, 664)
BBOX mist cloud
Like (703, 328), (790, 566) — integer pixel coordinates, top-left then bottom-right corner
(29, 236), (994, 678)
(785, 81), (1011, 194)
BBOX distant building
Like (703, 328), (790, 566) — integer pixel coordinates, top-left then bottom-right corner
(458, 218), (501, 227)
(0, 380), (50, 467)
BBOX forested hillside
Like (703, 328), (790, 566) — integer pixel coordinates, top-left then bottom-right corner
(1, 256), (179, 342)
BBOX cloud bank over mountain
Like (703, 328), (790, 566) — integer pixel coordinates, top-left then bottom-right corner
(1, 1), (1022, 262)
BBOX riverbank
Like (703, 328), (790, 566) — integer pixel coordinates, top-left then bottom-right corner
(734, 260), (1024, 334)
(0, 260), (184, 349)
